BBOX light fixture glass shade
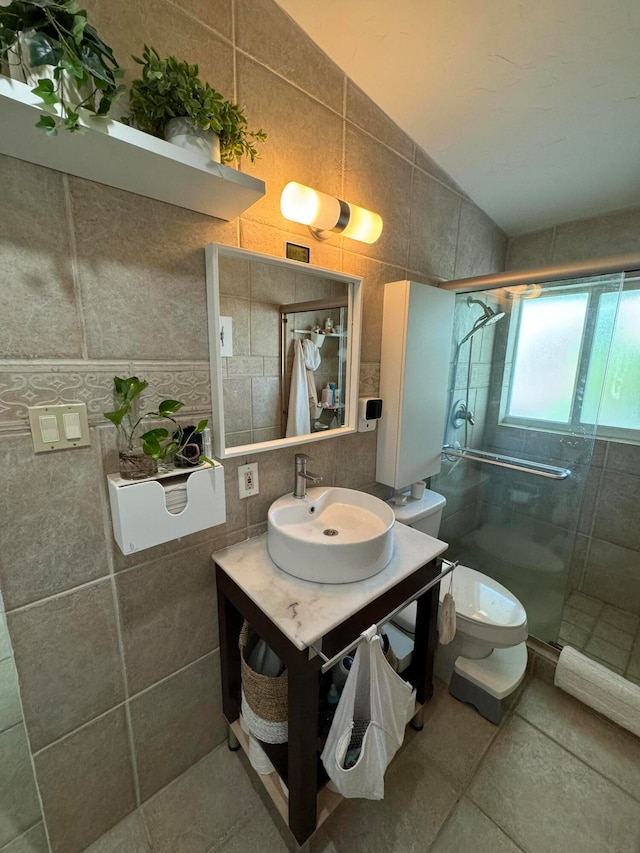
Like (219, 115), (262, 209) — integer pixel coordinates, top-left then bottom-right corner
(280, 182), (341, 231)
(280, 181), (382, 244)
(341, 203), (383, 244)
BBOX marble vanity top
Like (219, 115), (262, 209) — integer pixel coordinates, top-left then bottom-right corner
(212, 524), (448, 651)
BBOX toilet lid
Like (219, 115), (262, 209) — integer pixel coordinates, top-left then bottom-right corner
(392, 564), (526, 634)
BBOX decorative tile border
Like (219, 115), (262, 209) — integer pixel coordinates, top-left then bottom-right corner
(0, 361), (211, 432)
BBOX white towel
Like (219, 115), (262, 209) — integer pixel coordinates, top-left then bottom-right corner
(286, 340), (311, 436)
(555, 645), (640, 737)
(302, 339), (321, 420)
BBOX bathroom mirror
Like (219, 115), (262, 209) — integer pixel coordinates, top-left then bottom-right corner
(205, 244), (362, 459)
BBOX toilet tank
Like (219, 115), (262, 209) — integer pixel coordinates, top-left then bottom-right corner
(389, 489), (446, 537)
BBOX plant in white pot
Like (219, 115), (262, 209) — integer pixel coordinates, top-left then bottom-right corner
(125, 45), (266, 164)
(0, 0), (125, 134)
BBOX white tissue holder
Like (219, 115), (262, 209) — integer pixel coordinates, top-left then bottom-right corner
(107, 462), (226, 555)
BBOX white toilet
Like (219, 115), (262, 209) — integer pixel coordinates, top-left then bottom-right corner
(386, 489), (528, 724)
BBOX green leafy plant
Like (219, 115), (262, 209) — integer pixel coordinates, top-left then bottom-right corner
(0, 0), (125, 134)
(126, 45), (267, 164)
(104, 376), (212, 468)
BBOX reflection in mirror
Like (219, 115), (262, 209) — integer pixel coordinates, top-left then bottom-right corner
(205, 244), (362, 459)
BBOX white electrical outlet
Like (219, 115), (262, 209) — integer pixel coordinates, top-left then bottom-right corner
(238, 462), (259, 498)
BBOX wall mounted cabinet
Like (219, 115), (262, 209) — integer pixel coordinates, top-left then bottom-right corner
(0, 78), (265, 220)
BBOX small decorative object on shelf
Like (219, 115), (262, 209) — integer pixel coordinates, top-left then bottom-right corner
(125, 45), (267, 165)
(103, 375), (212, 480)
(0, 0), (125, 134)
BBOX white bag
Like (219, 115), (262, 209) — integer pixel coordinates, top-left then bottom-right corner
(320, 625), (416, 799)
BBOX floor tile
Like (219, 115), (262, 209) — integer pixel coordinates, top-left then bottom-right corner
(409, 683), (498, 787)
(143, 746), (263, 853)
(82, 811), (151, 852)
(584, 635), (630, 670)
(600, 605), (640, 636)
(0, 658), (22, 734)
(516, 679), (640, 800)
(592, 620), (634, 651)
(214, 806), (290, 853)
(562, 604), (597, 632)
(430, 797), (522, 852)
(567, 592), (603, 617)
(468, 715), (640, 853)
(325, 752), (458, 853)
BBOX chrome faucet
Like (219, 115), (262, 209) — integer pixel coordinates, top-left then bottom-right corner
(293, 453), (323, 498)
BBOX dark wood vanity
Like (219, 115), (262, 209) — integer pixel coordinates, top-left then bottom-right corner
(213, 526), (448, 845)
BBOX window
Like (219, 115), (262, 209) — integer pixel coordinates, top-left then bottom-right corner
(503, 274), (640, 440)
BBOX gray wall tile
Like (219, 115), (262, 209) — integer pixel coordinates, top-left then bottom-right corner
(0, 724), (42, 848)
(505, 227), (554, 269)
(129, 653), (224, 801)
(0, 658), (23, 734)
(115, 545), (218, 695)
(592, 471), (640, 551)
(82, 0), (235, 108)
(409, 170), (460, 280)
(552, 206), (640, 263)
(0, 435), (109, 609)
(346, 81), (414, 160)
(454, 200), (507, 279)
(35, 707), (136, 853)
(69, 180), (234, 361)
(235, 0), (344, 114)
(8, 580), (125, 751)
(0, 157), (82, 359)
(1, 822), (49, 853)
(171, 0), (232, 40)
(237, 54), (343, 231)
(0, 611), (11, 662)
(344, 126), (413, 269)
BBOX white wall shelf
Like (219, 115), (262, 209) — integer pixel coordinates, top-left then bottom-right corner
(107, 462), (226, 555)
(0, 77), (265, 221)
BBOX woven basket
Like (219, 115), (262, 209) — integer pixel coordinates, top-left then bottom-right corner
(240, 622), (288, 744)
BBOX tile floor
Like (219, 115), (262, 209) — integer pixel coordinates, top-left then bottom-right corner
(560, 591), (640, 684)
(86, 675), (640, 853)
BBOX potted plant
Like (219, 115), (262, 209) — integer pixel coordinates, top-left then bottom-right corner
(125, 45), (266, 164)
(0, 0), (125, 134)
(104, 376), (211, 480)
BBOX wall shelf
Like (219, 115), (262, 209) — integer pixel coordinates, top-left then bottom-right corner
(0, 77), (265, 220)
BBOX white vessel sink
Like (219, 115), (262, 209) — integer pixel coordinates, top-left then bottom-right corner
(267, 487), (395, 583)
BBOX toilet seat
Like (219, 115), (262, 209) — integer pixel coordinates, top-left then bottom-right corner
(392, 564), (528, 647)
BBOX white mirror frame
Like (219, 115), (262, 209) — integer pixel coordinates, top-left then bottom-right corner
(205, 243), (363, 459)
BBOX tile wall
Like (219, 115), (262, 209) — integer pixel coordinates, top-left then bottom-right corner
(506, 207), (640, 620)
(0, 0), (506, 850)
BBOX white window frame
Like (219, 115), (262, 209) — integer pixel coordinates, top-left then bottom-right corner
(499, 274), (640, 444)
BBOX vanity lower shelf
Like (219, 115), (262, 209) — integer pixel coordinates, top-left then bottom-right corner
(229, 721), (343, 831)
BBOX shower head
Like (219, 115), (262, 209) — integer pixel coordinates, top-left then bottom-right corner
(458, 297), (505, 346)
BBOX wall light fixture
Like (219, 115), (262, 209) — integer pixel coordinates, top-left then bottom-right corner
(280, 181), (383, 244)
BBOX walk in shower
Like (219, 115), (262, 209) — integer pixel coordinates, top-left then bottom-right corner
(433, 260), (640, 684)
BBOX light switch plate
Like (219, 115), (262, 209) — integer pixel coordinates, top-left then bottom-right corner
(28, 403), (90, 453)
(238, 462), (259, 498)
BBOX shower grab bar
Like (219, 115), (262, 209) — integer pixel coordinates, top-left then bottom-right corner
(441, 445), (571, 480)
(309, 558), (458, 673)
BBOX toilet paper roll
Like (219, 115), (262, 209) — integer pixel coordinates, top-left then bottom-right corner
(554, 645), (640, 737)
(411, 481), (426, 500)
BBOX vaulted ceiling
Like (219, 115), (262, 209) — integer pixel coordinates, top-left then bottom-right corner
(276, 1), (640, 236)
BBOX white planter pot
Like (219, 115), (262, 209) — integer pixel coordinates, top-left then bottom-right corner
(164, 117), (221, 164)
(7, 31), (91, 107)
